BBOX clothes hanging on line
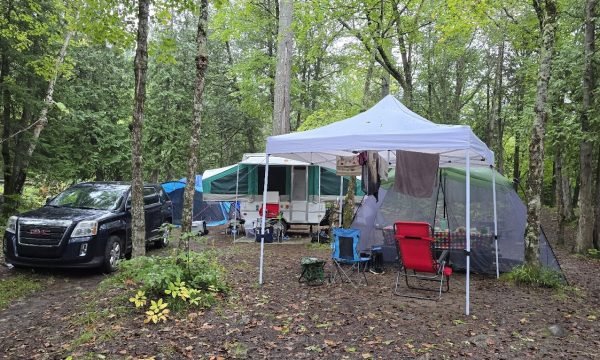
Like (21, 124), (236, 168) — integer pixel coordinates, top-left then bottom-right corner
(377, 153), (389, 181)
(360, 151), (380, 201)
(393, 150), (439, 198)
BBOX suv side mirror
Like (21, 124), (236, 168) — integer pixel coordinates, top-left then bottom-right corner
(125, 198), (132, 210)
(45, 197), (52, 205)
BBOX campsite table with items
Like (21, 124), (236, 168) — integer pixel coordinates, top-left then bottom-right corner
(298, 257), (326, 286)
(433, 231), (494, 272)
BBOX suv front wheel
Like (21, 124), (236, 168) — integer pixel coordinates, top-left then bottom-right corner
(102, 235), (122, 273)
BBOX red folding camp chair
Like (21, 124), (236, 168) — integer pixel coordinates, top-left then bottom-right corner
(393, 221), (452, 300)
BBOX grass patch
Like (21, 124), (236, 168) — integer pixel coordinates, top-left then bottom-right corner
(587, 248), (600, 259)
(0, 273), (43, 310)
(504, 264), (565, 289)
(306, 242), (331, 251)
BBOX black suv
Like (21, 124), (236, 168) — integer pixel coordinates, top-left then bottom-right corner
(3, 182), (173, 273)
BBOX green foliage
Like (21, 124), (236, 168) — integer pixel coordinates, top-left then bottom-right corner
(0, 274), (43, 310)
(144, 298), (170, 324)
(128, 290), (147, 308)
(306, 242), (331, 251)
(505, 265), (565, 289)
(342, 177), (356, 228)
(587, 248), (600, 259)
(111, 250), (228, 307)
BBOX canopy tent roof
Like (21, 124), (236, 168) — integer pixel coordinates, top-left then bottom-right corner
(266, 95), (494, 168)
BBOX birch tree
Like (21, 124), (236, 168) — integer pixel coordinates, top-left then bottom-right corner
(181, 0), (209, 238)
(272, 0), (293, 135)
(524, 0), (558, 265)
(130, 0), (151, 257)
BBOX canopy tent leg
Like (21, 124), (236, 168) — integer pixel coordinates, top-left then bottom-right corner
(318, 166), (321, 242)
(492, 166), (499, 278)
(259, 154), (270, 285)
(465, 152), (471, 316)
(233, 164), (240, 243)
(338, 176), (343, 226)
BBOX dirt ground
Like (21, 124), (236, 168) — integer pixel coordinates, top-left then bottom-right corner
(1, 211), (599, 359)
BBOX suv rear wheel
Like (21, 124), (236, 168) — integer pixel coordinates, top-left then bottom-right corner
(102, 235), (122, 273)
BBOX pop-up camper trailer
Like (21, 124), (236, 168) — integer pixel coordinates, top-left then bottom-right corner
(202, 153), (362, 235)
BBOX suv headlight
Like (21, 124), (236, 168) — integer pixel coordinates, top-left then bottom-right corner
(6, 216), (17, 234)
(71, 221), (98, 237)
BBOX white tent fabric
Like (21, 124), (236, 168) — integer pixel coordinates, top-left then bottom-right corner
(260, 95), (496, 316)
(266, 95), (494, 168)
(240, 153), (311, 166)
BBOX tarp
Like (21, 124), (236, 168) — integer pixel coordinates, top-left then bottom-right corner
(161, 176), (231, 227)
(266, 95), (494, 168)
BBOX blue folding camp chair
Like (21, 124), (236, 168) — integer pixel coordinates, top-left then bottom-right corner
(331, 228), (370, 286)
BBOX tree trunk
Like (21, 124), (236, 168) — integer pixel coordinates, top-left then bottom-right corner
(272, 0), (293, 136)
(362, 57), (374, 109)
(575, 0), (597, 253)
(525, 0), (558, 266)
(489, 41), (505, 173)
(130, 0), (150, 258)
(224, 40), (256, 153)
(181, 0), (209, 240)
(593, 145), (600, 249)
(451, 56), (466, 124)
(513, 72), (525, 191)
(513, 135), (520, 191)
(381, 72), (390, 98)
(554, 152), (566, 246)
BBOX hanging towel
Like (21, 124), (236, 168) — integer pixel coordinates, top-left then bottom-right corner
(394, 150), (439, 197)
(336, 155), (361, 176)
(377, 153), (389, 181)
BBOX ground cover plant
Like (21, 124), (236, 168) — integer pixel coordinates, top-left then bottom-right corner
(0, 274), (43, 310)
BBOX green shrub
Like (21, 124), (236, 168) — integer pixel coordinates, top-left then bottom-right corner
(109, 250), (228, 310)
(587, 248), (600, 259)
(505, 264), (564, 289)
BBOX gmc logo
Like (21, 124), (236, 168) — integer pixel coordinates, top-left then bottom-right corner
(29, 229), (50, 236)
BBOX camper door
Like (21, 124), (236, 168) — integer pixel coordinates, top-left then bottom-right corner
(290, 166), (309, 222)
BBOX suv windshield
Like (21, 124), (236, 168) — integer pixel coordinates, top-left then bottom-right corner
(49, 184), (129, 210)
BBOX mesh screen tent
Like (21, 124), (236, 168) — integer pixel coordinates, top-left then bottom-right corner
(162, 176), (232, 227)
(352, 167), (563, 275)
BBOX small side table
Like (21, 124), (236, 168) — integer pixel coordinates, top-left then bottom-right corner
(298, 257), (326, 286)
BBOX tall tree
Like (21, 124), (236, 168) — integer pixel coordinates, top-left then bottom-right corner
(489, 40), (505, 173)
(575, 0), (596, 253)
(524, 0), (558, 265)
(0, 0), (75, 217)
(272, 0), (293, 135)
(130, 0), (151, 257)
(181, 0), (209, 237)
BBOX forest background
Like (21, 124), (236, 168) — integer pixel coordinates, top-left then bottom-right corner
(0, 0), (598, 258)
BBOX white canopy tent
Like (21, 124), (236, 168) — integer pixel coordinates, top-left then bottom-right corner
(260, 95), (497, 315)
